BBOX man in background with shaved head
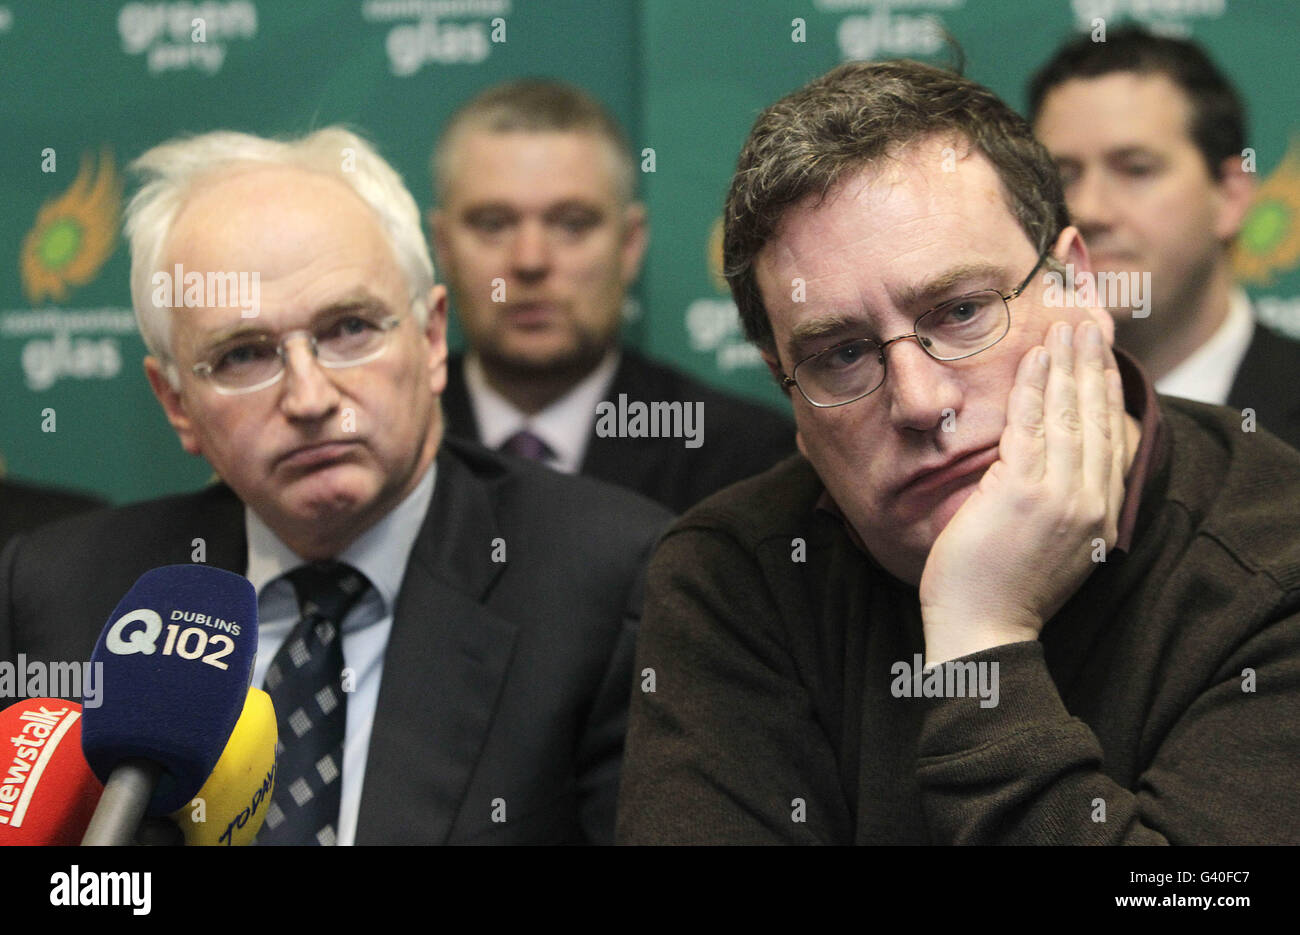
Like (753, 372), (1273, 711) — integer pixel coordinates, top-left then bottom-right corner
(432, 79), (794, 514)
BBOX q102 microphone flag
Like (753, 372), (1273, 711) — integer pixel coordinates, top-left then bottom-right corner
(80, 564), (258, 817)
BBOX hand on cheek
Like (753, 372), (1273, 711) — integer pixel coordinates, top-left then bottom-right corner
(918, 319), (1127, 665)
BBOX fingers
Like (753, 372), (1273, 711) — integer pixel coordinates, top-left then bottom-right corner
(1077, 320), (1113, 509)
(1106, 367), (1126, 543)
(1093, 323), (1127, 544)
(1001, 343), (1049, 483)
(1043, 322), (1083, 488)
(1041, 319), (1124, 546)
(1000, 320), (1128, 550)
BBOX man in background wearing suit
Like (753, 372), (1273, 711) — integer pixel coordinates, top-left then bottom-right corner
(0, 127), (670, 844)
(1029, 26), (1300, 449)
(430, 79), (796, 513)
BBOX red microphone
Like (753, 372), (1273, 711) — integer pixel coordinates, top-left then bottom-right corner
(0, 699), (102, 845)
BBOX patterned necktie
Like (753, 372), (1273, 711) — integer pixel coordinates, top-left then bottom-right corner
(499, 429), (553, 462)
(258, 562), (369, 845)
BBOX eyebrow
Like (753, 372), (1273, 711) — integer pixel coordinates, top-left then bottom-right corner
(461, 202), (516, 219)
(788, 315), (866, 361)
(1056, 146), (1163, 166)
(785, 262), (1010, 361)
(545, 201), (605, 220)
(463, 198), (606, 217)
(891, 262), (1009, 310)
(196, 292), (391, 348)
(1105, 146), (1166, 163)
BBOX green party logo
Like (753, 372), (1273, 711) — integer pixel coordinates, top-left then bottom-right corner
(20, 148), (122, 305)
(1234, 138), (1300, 286)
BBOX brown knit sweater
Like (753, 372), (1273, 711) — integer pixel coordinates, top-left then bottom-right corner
(616, 396), (1300, 844)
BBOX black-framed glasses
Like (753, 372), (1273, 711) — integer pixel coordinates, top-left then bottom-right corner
(780, 248), (1052, 408)
(191, 305), (409, 395)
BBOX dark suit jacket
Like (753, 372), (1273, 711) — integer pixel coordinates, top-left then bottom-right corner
(0, 480), (105, 555)
(442, 349), (797, 514)
(0, 437), (671, 844)
(1226, 323), (1300, 451)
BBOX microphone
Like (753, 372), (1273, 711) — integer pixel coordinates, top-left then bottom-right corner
(0, 699), (102, 845)
(170, 687), (277, 845)
(79, 564), (258, 845)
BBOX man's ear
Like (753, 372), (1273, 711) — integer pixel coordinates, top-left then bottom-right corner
(1053, 224), (1089, 276)
(144, 357), (202, 456)
(620, 201), (649, 285)
(760, 347), (788, 391)
(423, 284), (449, 398)
(1053, 225), (1117, 346)
(1213, 153), (1257, 242)
(760, 347), (806, 455)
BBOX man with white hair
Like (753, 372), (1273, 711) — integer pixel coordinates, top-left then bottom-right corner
(0, 127), (671, 845)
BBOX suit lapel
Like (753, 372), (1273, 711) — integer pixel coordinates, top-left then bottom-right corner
(202, 485), (248, 574)
(579, 352), (669, 492)
(1228, 323), (1300, 440)
(354, 445), (519, 844)
(441, 355), (482, 443)
(449, 349), (672, 493)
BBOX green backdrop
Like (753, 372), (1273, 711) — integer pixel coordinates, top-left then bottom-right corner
(4, 0), (1297, 503)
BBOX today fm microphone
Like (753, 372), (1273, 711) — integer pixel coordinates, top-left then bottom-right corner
(169, 686), (277, 845)
(0, 699), (102, 845)
(79, 564), (258, 846)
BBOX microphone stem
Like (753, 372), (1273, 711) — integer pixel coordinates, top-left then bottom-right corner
(81, 758), (163, 846)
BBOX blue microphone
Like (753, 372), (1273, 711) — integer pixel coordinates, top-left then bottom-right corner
(80, 565), (258, 844)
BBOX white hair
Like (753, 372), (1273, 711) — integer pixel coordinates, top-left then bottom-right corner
(125, 127), (434, 378)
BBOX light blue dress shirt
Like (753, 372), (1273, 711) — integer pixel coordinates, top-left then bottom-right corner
(243, 464), (436, 845)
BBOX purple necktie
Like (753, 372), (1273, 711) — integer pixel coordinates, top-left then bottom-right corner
(499, 429), (553, 462)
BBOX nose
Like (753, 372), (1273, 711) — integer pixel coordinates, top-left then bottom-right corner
(510, 218), (551, 284)
(879, 337), (963, 433)
(278, 335), (340, 422)
(1066, 167), (1114, 240)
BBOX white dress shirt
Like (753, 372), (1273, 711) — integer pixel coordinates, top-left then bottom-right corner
(243, 463), (435, 846)
(463, 349), (621, 474)
(1156, 289), (1255, 406)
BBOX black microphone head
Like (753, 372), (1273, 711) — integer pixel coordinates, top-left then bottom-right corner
(81, 564), (258, 815)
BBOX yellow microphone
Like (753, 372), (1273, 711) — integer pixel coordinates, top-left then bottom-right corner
(170, 687), (277, 845)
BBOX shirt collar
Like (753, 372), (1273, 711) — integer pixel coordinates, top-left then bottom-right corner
(463, 349), (620, 474)
(1155, 288), (1255, 406)
(1112, 345), (1166, 553)
(816, 345), (1165, 564)
(244, 462), (436, 614)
